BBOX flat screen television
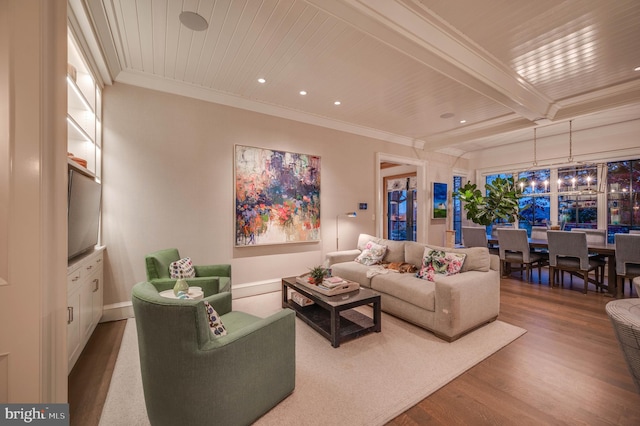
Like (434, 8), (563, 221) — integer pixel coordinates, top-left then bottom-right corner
(68, 169), (102, 260)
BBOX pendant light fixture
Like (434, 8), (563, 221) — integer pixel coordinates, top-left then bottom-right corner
(567, 119), (574, 163)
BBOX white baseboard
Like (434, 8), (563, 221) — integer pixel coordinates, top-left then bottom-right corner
(100, 301), (134, 323)
(232, 279), (282, 298)
(99, 279), (282, 322)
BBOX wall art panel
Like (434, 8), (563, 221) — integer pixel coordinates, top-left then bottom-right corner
(235, 145), (321, 246)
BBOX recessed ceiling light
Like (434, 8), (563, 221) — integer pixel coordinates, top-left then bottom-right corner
(334, 101), (341, 106)
(635, 66), (640, 72)
(179, 11), (208, 31)
(299, 90), (307, 96)
(459, 120), (466, 124)
(440, 112), (454, 119)
(257, 78), (266, 84)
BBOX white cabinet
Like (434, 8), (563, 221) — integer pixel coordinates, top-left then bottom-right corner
(66, 25), (104, 373)
(67, 29), (101, 179)
(66, 280), (81, 370)
(67, 248), (105, 372)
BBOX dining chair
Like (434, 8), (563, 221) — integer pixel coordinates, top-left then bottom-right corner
(497, 228), (545, 283)
(547, 230), (604, 294)
(490, 223), (513, 239)
(570, 228), (607, 284)
(614, 234), (640, 298)
(462, 226), (488, 247)
(530, 225), (548, 241)
(570, 228), (607, 244)
(462, 226), (498, 255)
(529, 225), (552, 278)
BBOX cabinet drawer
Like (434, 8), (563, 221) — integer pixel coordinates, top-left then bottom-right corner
(83, 254), (102, 275)
(67, 268), (82, 293)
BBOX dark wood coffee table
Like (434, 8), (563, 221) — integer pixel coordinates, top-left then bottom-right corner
(281, 276), (381, 348)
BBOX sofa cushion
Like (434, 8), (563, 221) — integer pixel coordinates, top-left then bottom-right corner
(330, 262), (373, 288)
(416, 248), (466, 281)
(455, 247), (490, 272)
(423, 244), (490, 273)
(203, 301), (227, 338)
(381, 239), (406, 263)
(357, 234), (379, 251)
(169, 257), (196, 279)
(405, 241), (427, 267)
(371, 273), (435, 312)
(355, 240), (387, 265)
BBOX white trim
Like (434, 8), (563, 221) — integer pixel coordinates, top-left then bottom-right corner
(100, 301), (134, 322)
(232, 279), (282, 299)
(375, 153), (428, 242)
(101, 280), (283, 322)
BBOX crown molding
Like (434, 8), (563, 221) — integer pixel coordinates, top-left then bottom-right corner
(554, 80), (640, 121)
(424, 114), (533, 150)
(68, 0), (113, 86)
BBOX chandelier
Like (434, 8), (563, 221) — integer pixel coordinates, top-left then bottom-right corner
(517, 120), (605, 197)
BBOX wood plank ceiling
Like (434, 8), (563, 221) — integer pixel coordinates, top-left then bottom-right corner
(81, 0), (640, 154)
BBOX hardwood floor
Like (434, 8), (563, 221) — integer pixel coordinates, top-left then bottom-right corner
(68, 319), (126, 426)
(69, 273), (640, 425)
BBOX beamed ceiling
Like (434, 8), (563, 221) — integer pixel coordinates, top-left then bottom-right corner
(75, 0), (640, 155)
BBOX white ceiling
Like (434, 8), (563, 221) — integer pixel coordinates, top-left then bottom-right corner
(76, 0), (640, 155)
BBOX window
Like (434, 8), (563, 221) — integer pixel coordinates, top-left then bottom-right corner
(453, 176), (463, 244)
(557, 164), (598, 230)
(517, 169), (551, 235)
(607, 160), (640, 240)
(480, 158), (640, 242)
(386, 175), (417, 241)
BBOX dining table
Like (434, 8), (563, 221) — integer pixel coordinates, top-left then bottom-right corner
(486, 236), (618, 297)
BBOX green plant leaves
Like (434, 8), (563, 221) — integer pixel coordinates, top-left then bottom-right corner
(456, 177), (527, 226)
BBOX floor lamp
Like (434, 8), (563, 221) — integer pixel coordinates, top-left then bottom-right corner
(336, 212), (357, 250)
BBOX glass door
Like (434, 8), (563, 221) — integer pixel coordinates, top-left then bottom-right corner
(385, 174), (417, 241)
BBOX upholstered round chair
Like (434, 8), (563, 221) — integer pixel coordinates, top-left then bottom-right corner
(606, 283), (640, 393)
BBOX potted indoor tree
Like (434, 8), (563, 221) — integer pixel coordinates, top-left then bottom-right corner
(456, 176), (527, 227)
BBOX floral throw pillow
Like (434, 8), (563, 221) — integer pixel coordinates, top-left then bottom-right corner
(204, 301), (227, 338)
(416, 249), (466, 282)
(169, 257), (196, 279)
(355, 241), (387, 266)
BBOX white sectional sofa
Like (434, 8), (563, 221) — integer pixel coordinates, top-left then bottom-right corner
(325, 233), (500, 341)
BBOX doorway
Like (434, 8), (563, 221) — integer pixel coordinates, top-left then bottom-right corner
(375, 153), (427, 243)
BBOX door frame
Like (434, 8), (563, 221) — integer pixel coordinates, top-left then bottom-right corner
(375, 153), (428, 243)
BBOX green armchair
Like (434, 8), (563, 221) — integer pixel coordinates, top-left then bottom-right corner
(131, 281), (296, 426)
(145, 248), (231, 296)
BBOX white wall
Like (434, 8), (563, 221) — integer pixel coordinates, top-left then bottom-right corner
(101, 83), (464, 309)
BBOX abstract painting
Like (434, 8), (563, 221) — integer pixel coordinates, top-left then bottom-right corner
(235, 145), (321, 246)
(433, 182), (447, 219)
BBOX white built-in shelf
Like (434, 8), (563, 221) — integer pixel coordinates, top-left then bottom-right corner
(67, 30), (101, 179)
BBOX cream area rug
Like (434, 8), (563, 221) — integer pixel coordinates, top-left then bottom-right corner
(99, 292), (525, 426)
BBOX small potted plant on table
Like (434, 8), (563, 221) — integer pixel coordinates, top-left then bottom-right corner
(308, 266), (328, 285)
